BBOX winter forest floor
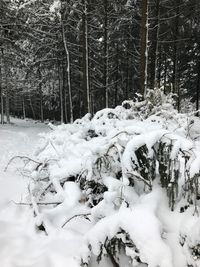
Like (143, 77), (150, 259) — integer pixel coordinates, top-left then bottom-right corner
(1, 93), (200, 267)
(0, 118), (49, 208)
(0, 118), (112, 267)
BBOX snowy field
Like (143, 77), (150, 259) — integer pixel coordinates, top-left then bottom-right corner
(0, 118), (110, 267)
(0, 118), (48, 207)
(0, 118), (78, 267)
(0, 92), (200, 267)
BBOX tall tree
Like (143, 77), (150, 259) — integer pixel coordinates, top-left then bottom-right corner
(82, 0), (91, 114)
(139, 0), (148, 97)
(149, 0), (160, 89)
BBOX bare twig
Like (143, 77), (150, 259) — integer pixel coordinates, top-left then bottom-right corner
(4, 156), (41, 172)
(127, 172), (152, 189)
(11, 200), (62, 206)
(62, 213), (91, 228)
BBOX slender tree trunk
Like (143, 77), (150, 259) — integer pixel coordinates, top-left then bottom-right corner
(29, 94), (36, 120)
(64, 77), (68, 123)
(38, 67), (44, 122)
(82, 0), (91, 114)
(61, 22), (73, 123)
(5, 88), (10, 123)
(114, 43), (119, 107)
(157, 49), (162, 88)
(163, 53), (167, 94)
(139, 0), (148, 97)
(40, 91), (44, 122)
(22, 96), (26, 119)
(0, 91), (4, 124)
(172, 0), (180, 111)
(2, 48), (10, 123)
(62, 59), (68, 123)
(196, 61), (200, 115)
(78, 31), (83, 117)
(0, 55), (4, 124)
(58, 61), (64, 124)
(125, 36), (130, 100)
(5, 80), (9, 123)
(150, 0), (160, 89)
(103, 0), (109, 108)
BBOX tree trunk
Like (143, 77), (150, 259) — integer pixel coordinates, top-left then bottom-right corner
(163, 53), (167, 94)
(64, 78), (68, 123)
(58, 61), (64, 124)
(40, 91), (44, 123)
(2, 48), (10, 123)
(22, 96), (26, 119)
(157, 49), (162, 88)
(29, 94), (36, 120)
(103, 0), (109, 108)
(82, 0), (91, 114)
(0, 56), (4, 124)
(5, 87), (10, 124)
(114, 43), (119, 107)
(172, 0), (180, 111)
(38, 67), (44, 122)
(61, 21), (73, 123)
(139, 0), (148, 97)
(149, 0), (160, 89)
(125, 35), (130, 100)
(196, 61), (200, 115)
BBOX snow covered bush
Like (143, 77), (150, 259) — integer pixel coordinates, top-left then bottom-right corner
(10, 90), (200, 267)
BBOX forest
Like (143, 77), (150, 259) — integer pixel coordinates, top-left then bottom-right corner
(1, 1), (200, 267)
(0, 0), (199, 123)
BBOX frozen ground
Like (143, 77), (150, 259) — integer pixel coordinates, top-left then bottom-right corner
(0, 118), (79, 267)
(0, 118), (49, 209)
(0, 118), (111, 267)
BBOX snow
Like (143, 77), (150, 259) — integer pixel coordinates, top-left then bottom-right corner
(1, 93), (200, 267)
(0, 118), (83, 267)
(85, 189), (173, 267)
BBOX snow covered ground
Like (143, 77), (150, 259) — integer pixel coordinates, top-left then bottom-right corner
(0, 118), (79, 267)
(0, 118), (48, 206)
(0, 118), (110, 267)
(0, 91), (200, 267)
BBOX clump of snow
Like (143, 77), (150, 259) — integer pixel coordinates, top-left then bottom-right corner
(50, 0), (61, 14)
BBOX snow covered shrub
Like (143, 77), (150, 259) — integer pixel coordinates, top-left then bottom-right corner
(122, 88), (176, 120)
(11, 92), (200, 267)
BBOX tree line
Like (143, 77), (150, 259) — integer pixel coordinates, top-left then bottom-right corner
(0, 0), (200, 123)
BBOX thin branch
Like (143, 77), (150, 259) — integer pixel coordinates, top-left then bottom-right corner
(12, 200), (62, 206)
(62, 213), (91, 228)
(4, 156), (41, 172)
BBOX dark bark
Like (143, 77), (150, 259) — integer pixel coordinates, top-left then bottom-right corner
(114, 43), (119, 107)
(61, 18), (73, 123)
(82, 0), (91, 114)
(163, 53), (167, 94)
(196, 61), (200, 114)
(172, 0), (180, 111)
(38, 67), (44, 122)
(139, 0), (148, 97)
(149, 0), (160, 89)
(58, 61), (64, 123)
(125, 34), (130, 100)
(22, 96), (26, 119)
(0, 54), (4, 124)
(103, 0), (109, 108)
(29, 94), (36, 120)
(2, 48), (10, 124)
